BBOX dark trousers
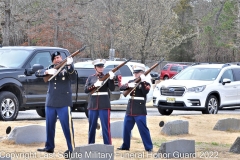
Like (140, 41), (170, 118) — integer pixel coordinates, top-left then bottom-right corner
(88, 109), (111, 144)
(121, 115), (153, 151)
(45, 106), (75, 151)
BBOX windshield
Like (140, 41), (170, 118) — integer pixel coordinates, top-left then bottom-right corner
(174, 67), (221, 81)
(0, 49), (32, 68)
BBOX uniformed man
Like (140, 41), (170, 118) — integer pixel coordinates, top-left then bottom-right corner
(84, 59), (115, 144)
(36, 52), (76, 159)
(117, 63), (153, 152)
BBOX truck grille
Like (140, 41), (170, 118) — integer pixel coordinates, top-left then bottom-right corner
(161, 87), (185, 96)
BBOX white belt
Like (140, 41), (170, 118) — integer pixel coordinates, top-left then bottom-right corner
(130, 97), (144, 100)
(92, 92), (108, 96)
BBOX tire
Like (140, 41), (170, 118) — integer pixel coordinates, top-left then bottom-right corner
(202, 95), (218, 114)
(163, 76), (169, 80)
(0, 91), (19, 121)
(36, 108), (46, 118)
(158, 108), (173, 115)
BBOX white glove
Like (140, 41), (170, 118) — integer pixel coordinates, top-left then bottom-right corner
(46, 68), (57, 75)
(109, 71), (115, 80)
(140, 74), (146, 82)
(67, 57), (73, 65)
(128, 82), (136, 88)
(94, 80), (103, 87)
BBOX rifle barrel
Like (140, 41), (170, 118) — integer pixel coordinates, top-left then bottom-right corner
(90, 58), (132, 94)
(122, 57), (165, 97)
(43, 45), (86, 82)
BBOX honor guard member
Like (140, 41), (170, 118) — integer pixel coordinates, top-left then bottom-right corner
(117, 64), (153, 152)
(35, 52), (76, 159)
(84, 59), (115, 144)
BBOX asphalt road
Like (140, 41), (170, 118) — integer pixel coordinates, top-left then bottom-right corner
(16, 106), (240, 121)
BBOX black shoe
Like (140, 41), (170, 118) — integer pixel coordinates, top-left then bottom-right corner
(37, 148), (54, 153)
(117, 147), (129, 151)
(96, 123), (100, 130)
(63, 150), (72, 159)
(146, 149), (152, 152)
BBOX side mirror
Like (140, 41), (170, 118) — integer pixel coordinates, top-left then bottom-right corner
(222, 78), (231, 85)
(25, 64), (44, 76)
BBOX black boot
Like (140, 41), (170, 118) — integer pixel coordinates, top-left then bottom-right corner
(37, 148), (54, 153)
(117, 147), (129, 151)
(63, 150), (72, 159)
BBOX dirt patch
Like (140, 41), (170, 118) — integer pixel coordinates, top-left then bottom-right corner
(0, 114), (240, 160)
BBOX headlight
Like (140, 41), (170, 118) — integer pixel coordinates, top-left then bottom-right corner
(187, 85), (206, 93)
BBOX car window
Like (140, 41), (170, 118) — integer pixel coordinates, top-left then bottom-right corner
(0, 49), (32, 68)
(105, 64), (132, 77)
(170, 65), (178, 71)
(174, 67), (221, 81)
(30, 52), (51, 68)
(221, 69), (234, 82)
(177, 66), (183, 72)
(105, 65), (115, 69)
(118, 65), (133, 77)
(162, 65), (169, 70)
(232, 68), (240, 81)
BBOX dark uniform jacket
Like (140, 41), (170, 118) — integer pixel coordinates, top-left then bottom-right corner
(84, 73), (115, 110)
(120, 79), (151, 115)
(35, 64), (76, 107)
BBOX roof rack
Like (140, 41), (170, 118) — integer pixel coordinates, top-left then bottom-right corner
(226, 62), (240, 65)
(222, 63), (231, 68)
(191, 62), (221, 66)
(222, 62), (240, 67)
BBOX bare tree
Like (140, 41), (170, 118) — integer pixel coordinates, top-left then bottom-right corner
(1, 0), (10, 46)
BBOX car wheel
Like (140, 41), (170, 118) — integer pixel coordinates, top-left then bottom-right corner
(158, 108), (173, 115)
(202, 95), (218, 114)
(163, 76), (169, 80)
(36, 108), (46, 117)
(0, 91), (19, 121)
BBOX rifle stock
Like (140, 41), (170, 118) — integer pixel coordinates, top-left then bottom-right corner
(43, 45), (86, 82)
(122, 58), (165, 97)
(90, 58), (132, 94)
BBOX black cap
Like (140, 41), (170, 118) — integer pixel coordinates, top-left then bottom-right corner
(51, 52), (61, 62)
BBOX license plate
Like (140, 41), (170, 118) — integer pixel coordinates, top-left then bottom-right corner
(166, 97), (175, 103)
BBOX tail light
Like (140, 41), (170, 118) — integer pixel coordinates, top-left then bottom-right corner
(117, 75), (122, 87)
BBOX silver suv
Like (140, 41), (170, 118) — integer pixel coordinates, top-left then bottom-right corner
(153, 63), (240, 115)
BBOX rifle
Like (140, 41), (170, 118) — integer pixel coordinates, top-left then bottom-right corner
(90, 58), (132, 94)
(43, 45), (86, 82)
(122, 57), (165, 97)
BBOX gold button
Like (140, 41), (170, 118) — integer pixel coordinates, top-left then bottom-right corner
(54, 83), (56, 85)
(54, 87), (56, 89)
